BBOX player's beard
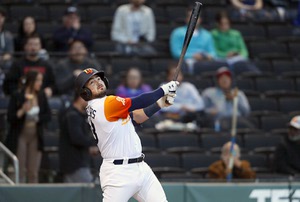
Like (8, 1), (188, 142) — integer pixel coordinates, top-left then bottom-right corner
(94, 90), (106, 99)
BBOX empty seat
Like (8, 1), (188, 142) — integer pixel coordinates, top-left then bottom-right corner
(182, 153), (219, 172)
(0, 97), (9, 111)
(248, 42), (289, 59)
(48, 97), (63, 113)
(150, 58), (178, 74)
(139, 134), (158, 152)
(193, 61), (228, 75)
(279, 97), (300, 113)
(156, 24), (175, 41)
(244, 134), (283, 153)
(145, 153), (183, 174)
(92, 40), (117, 53)
(185, 78), (213, 91)
(10, 6), (48, 21)
(37, 23), (59, 38)
(86, 6), (115, 22)
(260, 116), (289, 132)
(289, 42), (300, 58)
(82, 23), (109, 39)
(255, 78), (296, 96)
(43, 133), (59, 152)
(152, 7), (168, 22)
(241, 153), (269, 172)
(267, 25), (296, 41)
(233, 24), (266, 41)
(253, 60), (273, 73)
(248, 97), (279, 115)
(111, 58), (151, 74)
(157, 134), (201, 153)
(272, 60), (300, 75)
(166, 6), (186, 23)
(236, 79), (255, 91)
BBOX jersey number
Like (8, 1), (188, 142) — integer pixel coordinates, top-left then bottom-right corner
(89, 119), (99, 144)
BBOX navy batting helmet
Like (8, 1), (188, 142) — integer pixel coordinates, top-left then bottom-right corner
(75, 68), (109, 101)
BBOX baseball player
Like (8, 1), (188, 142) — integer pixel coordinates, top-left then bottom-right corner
(75, 68), (178, 202)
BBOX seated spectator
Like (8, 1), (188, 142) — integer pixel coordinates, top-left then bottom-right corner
(208, 141), (256, 179)
(111, 0), (156, 56)
(0, 7), (14, 73)
(3, 34), (56, 97)
(5, 70), (51, 183)
(53, 6), (93, 52)
(54, 40), (101, 96)
(170, 8), (216, 73)
(15, 16), (46, 52)
(160, 65), (204, 123)
(211, 11), (261, 75)
(202, 67), (253, 130)
(116, 67), (152, 98)
(274, 116), (300, 175)
(59, 92), (98, 183)
(230, 0), (275, 21)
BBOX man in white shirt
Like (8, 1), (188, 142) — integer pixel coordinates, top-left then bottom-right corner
(111, 0), (156, 56)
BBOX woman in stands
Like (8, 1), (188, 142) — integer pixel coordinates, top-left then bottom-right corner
(6, 70), (51, 183)
(116, 67), (152, 98)
(14, 16), (45, 52)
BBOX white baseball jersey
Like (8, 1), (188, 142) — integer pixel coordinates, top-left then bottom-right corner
(86, 95), (142, 159)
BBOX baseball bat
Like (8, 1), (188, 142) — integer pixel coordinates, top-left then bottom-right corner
(173, 2), (203, 81)
(226, 88), (239, 182)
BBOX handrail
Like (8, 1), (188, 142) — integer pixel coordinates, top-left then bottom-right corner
(0, 141), (19, 185)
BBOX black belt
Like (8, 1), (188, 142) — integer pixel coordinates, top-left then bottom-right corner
(113, 154), (145, 165)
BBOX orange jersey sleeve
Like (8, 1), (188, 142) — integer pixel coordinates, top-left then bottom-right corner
(104, 96), (132, 122)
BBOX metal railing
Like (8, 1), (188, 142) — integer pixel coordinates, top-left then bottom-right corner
(0, 141), (19, 185)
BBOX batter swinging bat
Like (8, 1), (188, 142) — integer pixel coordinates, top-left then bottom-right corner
(172, 2), (203, 81)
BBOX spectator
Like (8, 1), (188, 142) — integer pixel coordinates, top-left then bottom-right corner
(53, 6), (93, 52)
(274, 116), (300, 175)
(5, 70), (51, 183)
(170, 8), (216, 73)
(160, 65), (204, 123)
(230, 0), (275, 21)
(3, 34), (56, 97)
(211, 11), (260, 75)
(14, 16), (46, 52)
(0, 7), (14, 72)
(116, 67), (152, 98)
(59, 92), (98, 183)
(54, 40), (101, 96)
(202, 67), (252, 130)
(111, 0), (156, 56)
(208, 141), (256, 179)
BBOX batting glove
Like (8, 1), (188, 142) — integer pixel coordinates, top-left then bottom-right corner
(157, 93), (176, 108)
(160, 81), (179, 95)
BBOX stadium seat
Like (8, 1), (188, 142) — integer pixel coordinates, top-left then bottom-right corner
(279, 97), (300, 113)
(201, 134), (242, 153)
(232, 24), (266, 41)
(248, 42), (290, 59)
(241, 153), (269, 172)
(156, 23), (175, 41)
(144, 153), (184, 175)
(244, 134), (283, 154)
(267, 25), (298, 42)
(255, 78), (297, 97)
(43, 133), (59, 153)
(272, 60), (300, 76)
(157, 134), (202, 154)
(82, 23), (109, 39)
(10, 6), (48, 21)
(253, 60), (273, 73)
(193, 61), (228, 75)
(37, 22), (59, 38)
(92, 40), (117, 54)
(152, 7), (168, 22)
(166, 6), (187, 23)
(156, 0), (185, 7)
(150, 58), (179, 74)
(248, 97), (279, 116)
(181, 153), (219, 174)
(184, 78), (213, 91)
(260, 115), (289, 132)
(86, 6), (115, 22)
(139, 134), (159, 153)
(48, 97), (63, 113)
(288, 42), (300, 59)
(236, 78), (255, 91)
(111, 58), (151, 75)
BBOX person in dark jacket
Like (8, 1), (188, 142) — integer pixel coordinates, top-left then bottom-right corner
(274, 116), (300, 175)
(53, 6), (93, 52)
(3, 34), (56, 97)
(59, 92), (98, 183)
(54, 40), (101, 96)
(6, 70), (51, 183)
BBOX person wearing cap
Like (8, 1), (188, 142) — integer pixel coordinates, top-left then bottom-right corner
(202, 67), (251, 129)
(208, 141), (256, 179)
(274, 116), (300, 175)
(0, 7), (14, 72)
(111, 0), (156, 56)
(53, 6), (93, 52)
(75, 68), (178, 201)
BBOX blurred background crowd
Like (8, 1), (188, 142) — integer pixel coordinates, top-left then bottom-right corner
(0, 0), (300, 184)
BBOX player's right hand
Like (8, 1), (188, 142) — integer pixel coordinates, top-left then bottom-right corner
(157, 93), (176, 108)
(160, 81), (179, 95)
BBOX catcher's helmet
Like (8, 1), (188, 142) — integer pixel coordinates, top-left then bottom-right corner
(75, 68), (109, 101)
